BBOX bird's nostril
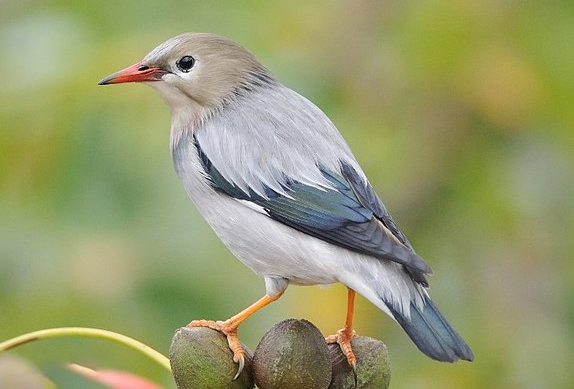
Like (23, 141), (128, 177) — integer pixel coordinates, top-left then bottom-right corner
(138, 65), (150, 71)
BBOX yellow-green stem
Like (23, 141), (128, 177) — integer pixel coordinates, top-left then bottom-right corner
(0, 327), (171, 372)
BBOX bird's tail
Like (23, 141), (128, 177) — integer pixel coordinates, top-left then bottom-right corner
(386, 295), (474, 362)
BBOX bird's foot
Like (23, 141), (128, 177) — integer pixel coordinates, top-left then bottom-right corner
(188, 319), (245, 380)
(326, 327), (358, 385)
(326, 326), (357, 368)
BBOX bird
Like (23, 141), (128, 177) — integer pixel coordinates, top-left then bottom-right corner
(99, 32), (474, 377)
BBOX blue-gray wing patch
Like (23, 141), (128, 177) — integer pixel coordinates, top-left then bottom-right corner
(195, 137), (431, 286)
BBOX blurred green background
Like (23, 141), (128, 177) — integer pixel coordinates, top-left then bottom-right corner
(1, 0), (573, 388)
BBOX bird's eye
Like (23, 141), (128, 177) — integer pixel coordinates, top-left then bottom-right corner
(176, 56), (195, 73)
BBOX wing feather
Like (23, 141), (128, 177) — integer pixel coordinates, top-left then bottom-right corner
(195, 135), (432, 286)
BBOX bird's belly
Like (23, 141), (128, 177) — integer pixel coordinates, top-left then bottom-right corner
(203, 194), (342, 286)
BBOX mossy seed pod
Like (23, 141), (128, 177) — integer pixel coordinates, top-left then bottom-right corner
(253, 319), (332, 389)
(169, 326), (254, 389)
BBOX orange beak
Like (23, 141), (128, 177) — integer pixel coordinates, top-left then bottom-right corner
(98, 61), (169, 85)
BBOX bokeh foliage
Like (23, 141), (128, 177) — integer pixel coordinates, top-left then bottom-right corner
(1, 1), (573, 388)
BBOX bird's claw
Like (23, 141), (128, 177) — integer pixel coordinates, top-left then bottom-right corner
(233, 353), (245, 381)
(188, 319), (246, 380)
(227, 329), (246, 380)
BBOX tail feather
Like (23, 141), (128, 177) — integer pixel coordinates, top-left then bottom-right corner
(387, 296), (474, 362)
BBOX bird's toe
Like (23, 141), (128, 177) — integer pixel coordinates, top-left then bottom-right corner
(187, 318), (246, 379)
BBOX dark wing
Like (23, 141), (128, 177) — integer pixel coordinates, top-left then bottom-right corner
(195, 137), (431, 286)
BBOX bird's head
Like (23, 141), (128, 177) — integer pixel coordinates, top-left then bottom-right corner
(99, 33), (274, 115)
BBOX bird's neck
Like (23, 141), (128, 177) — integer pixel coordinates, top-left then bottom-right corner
(169, 102), (212, 152)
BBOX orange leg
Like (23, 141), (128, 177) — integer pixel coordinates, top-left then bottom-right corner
(188, 292), (283, 379)
(326, 288), (357, 370)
